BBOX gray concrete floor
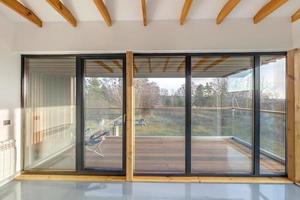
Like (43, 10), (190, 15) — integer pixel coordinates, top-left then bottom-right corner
(0, 180), (300, 200)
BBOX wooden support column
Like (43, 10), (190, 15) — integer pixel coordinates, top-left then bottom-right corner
(126, 51), (135, 181)
(288, 49), (300, 184)
(287, 50), (296, 182)
(294, 49), (300, 184)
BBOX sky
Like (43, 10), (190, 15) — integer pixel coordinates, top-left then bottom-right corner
(149, 78), (185, 91)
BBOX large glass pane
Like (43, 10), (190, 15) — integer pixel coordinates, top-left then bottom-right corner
(84, 59), (124, 171)
(134, 56), (185, 174)
(191, 56), (254, 174)
(24, 57), (76, 171)
(260, 55), (286, 174)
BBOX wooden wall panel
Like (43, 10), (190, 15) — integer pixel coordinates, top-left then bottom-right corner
(126, 51), (135, 181)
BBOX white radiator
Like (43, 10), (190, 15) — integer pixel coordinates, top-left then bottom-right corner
(0, 139), (16, 182)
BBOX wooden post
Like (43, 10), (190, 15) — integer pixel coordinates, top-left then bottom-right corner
(294, 49), (300, 184)
(287, 50), (295, 182)
(287, 49), (300, 184)
(126, 51), (135, 181)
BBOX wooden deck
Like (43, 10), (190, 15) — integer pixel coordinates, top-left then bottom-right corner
(39, 136), (285, 174)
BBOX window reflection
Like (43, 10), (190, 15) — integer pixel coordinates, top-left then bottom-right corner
(191, 56), (254, 174)
(260, 55), (286, 174)
(24, 57), (76, 171)
(134, 56), (186, 174)
(83, 59), (124, 171)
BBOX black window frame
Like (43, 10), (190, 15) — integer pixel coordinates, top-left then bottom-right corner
(21, 52), (287, 177)
(133, 52), (287, 177)
(21, 54), (127, 176)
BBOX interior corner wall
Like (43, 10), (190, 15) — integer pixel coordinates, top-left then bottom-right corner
(0, 17), (295, 185)
(0, 16), (21, 185)
(14, 18), (292, 53)
(292, 22), (300, 49)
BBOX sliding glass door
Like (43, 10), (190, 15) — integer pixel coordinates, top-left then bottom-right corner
(134, 56), (186, 174)
(23, 57), (76, 171)
(191, 56), (254, 174)
(133, 53), (286, 176)
(80, 56), (126, 173)
(259, 55), (286, 175)
(22, 53), (286, 176)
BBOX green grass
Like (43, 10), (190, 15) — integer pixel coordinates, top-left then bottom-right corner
(135, 108), (285, 158)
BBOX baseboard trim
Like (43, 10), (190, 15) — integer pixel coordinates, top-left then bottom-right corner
(14, 174), (292, 184)
(15, 174), (125, 182)
(133, 176), (292, 184)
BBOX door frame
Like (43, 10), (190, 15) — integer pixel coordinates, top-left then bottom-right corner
(20, 52), (288, 178)
(76, 54), (127, 175)
(132, 52), (287, 177)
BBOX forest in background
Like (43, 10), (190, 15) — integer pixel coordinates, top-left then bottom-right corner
(84, 77), (286, 158)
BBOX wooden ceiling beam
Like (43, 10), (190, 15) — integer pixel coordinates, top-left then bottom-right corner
(253, 0), (288, 24)
(141, 0), (147, 26)
(163, 58), (170, 72)
(94, 61), (114, 73)
(148, 58), (152, 73)
(112, 60), (123, 70)
(203, 56), (230, 71)
(216, 0), (240, 25)
(46, 0), (77, 27)
(0, 0), (42, 27)
(180, 0), (193, 25)
(291, 9), (300, 23)
(93, 0), (112, 26)
(133, 63), (138, 73)
(192, 56), (211, 70)
(177, 60), (186, 72)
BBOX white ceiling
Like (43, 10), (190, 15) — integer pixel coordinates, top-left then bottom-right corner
(0, 0), (299, 23)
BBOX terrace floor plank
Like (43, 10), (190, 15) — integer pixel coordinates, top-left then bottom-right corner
(36, 137), (285, 175)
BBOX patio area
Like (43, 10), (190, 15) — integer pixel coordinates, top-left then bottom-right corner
(36, 136), (285, 174)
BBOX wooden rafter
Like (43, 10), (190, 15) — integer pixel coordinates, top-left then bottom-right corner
(203, 56), (230, 71)
(46, 0), (77, 27)
(93, 0), (112, 26)
(291, 9), (300, 23)
(94, 61), (114, 73)
(192, 56), (211, 70)
(163, 58), (170, 72)
(253, 0), (288, 24)
(148, 58), (152, 73)
(216, 0), (240, 25)
(133, 63), (139, 73)
(112, 60), (123, 70)
(177, 60), (186, 72)
(141, 0), (147, 26)
(179, 0), (193, 25)
(0, 0), (42, 27)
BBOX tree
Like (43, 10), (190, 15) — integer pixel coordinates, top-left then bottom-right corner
(193, 84), (205, 106)
(135, 79), (160, 116)
(174, 84), (185, 107)
(85, 78), (105, 107)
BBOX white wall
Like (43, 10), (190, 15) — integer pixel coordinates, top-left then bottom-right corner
(0, 14), (14, 52)
(292, 21), (300, 48)
(0, 17), (298, 184)
(0, 16), (21, 185)
(14, 18), (292, 53)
